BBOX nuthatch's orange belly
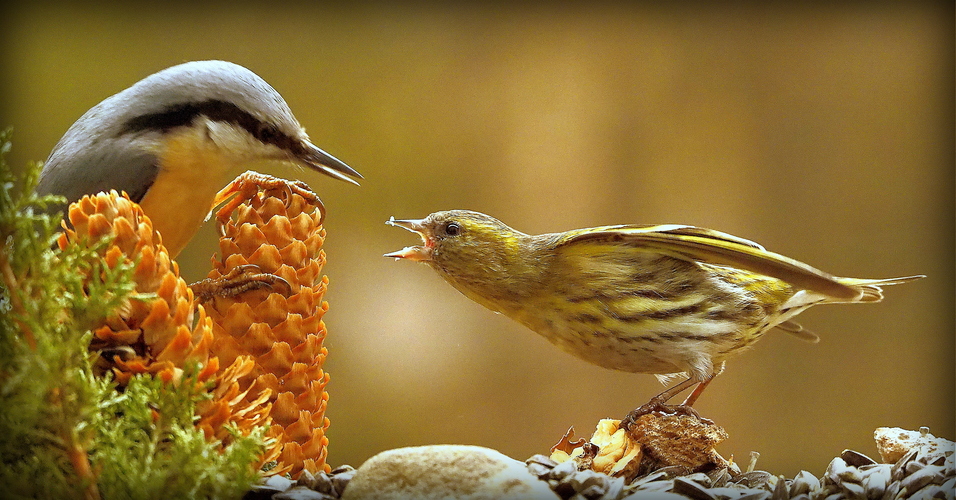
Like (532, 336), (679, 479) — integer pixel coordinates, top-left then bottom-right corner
(138, 128), (237, 258)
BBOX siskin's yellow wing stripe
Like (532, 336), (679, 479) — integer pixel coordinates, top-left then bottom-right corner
(560, 225), (861, 300)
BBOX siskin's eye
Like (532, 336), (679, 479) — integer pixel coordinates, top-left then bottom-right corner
(444, 222), (461, 237)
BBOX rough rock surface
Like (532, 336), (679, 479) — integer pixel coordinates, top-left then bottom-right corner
(341, 445), (559, 500)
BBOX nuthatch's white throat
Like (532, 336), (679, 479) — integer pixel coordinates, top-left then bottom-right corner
(36, 60), (361, 257)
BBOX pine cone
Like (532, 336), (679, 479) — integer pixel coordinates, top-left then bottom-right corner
(203, 173), (331, 477)
(59, 190), (271, 444)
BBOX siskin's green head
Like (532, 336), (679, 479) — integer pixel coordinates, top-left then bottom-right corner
(384, 210), (545, 313)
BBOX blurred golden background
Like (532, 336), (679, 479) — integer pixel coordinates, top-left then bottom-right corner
(2, 3), (952, 478)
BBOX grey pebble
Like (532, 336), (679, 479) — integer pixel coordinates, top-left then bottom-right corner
(331, 468), (356, 496)
(267, 475), (294, 491)
(310, 472), (334, 495)
(273, 486), (334, 500)
(550, 460), (580, 481)
(577, 484), (608, 499)
(568, 469), (609, 495)
(296, 470), (315, 488)
(527, 454), (558, 479)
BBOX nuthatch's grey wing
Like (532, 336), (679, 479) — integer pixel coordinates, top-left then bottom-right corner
(37, 96), (161, 213)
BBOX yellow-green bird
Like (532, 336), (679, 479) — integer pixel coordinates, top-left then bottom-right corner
(384, 210), (923, 413)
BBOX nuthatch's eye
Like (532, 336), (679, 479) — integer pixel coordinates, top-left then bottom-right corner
(444, 221), (461, 237)
(256, 122), (279, 142)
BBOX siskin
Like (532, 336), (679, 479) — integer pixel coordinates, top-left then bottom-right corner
(384, 210), (923, 412)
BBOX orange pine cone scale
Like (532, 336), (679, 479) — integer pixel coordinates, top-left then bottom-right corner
(58, 189), (271, 447)
(204, 172), (332, 477)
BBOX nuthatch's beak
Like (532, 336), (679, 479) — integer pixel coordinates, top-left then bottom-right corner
(384, 216), (433, 262)
(300, 141), (363, 186)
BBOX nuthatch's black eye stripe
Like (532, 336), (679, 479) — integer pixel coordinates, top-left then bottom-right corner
(121, 99), (298, 153)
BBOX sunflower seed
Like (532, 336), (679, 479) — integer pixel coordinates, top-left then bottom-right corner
(735, 471), (773, 489)
(621, 492), (688, 500)
(841, 449), (877, 468)
(892, 449), (919, 482)
(707, 468), (731, 488)
(604, 475), (625, 500)
(861, 464), (891, 498)
(880, 480), (900, 500)
(941, 477), (955, 496)
(631, 479), (674, 493)
(736, 491), (771, 500)
(907, 460), (927, 476)
(901, 464), (945, 493)
(329, 465), (354, 475)
(912, 483), (948, 499)
(789, 470), (819, 496)
(685, 472), (714, 488)
(770, 475), (789, 500)
(673, 477), (718, 500)
(839, 481), (866, 499)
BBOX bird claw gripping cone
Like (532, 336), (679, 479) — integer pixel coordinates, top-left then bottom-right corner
(59, 190), (272, 444)
(204, 171), (332, 477)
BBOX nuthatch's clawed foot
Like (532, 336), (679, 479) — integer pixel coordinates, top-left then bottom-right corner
(190, 264), (292, 303)
(211, 170), (325, 225)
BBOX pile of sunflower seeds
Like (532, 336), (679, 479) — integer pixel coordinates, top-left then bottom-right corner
(243, 431), (953, 500)
(524, 442), (955, 500)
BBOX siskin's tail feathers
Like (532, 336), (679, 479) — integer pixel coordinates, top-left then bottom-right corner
(775, 274), (924, 340)
(835, 275), (925, 303)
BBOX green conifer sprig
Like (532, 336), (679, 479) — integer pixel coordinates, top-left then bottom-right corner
(0, 129), (265, 499)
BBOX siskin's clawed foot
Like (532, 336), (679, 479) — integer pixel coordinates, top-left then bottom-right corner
(190, 264), (292, 303)
(621, 400), (711, 431)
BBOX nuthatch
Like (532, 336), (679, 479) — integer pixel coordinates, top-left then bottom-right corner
(36, 60), (361, 258)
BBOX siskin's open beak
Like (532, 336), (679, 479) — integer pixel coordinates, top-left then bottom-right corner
(384, 217), (433, 262)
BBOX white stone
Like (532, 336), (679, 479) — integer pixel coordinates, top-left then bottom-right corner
(341, 445), (559, 500)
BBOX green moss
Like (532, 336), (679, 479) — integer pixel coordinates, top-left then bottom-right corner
(0, 129), (265, 499)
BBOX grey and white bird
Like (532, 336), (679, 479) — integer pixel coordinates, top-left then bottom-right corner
(36, 60), (361, 257)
